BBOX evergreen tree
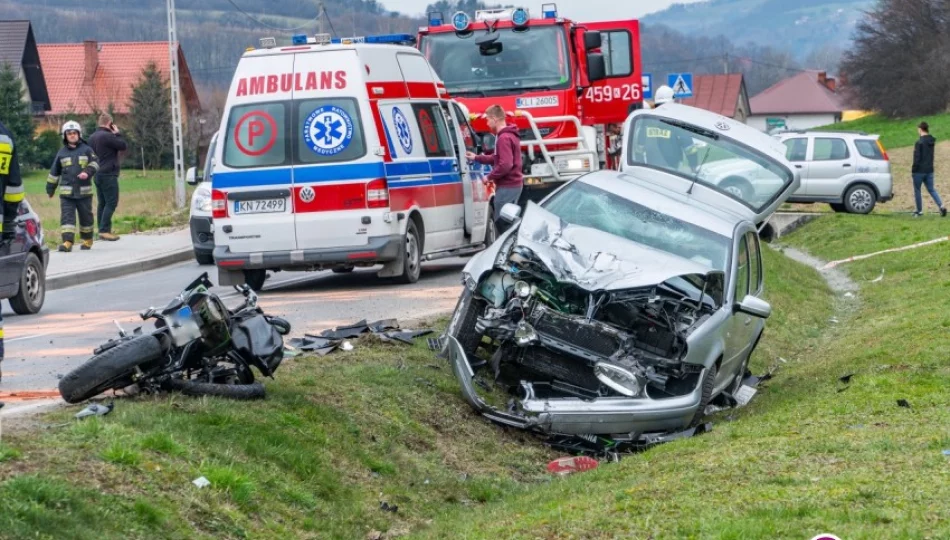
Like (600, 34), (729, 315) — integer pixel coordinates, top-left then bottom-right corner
(129, 62), (172, 169)
(0, 62), (36, 169)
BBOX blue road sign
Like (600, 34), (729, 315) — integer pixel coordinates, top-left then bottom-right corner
(642, 73), (653, 100)
(667, 73), (693, 98)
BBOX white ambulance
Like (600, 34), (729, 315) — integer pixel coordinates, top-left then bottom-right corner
(212, 33), (497, 290)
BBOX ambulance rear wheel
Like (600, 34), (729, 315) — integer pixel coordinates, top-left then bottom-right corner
(396, 220), (422, 284)
(243, 269), (267, 292)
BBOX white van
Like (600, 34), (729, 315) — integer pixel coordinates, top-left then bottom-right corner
(212, 34), (497, 290)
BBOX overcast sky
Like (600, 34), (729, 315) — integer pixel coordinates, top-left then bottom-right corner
(378, 0), (706, 21)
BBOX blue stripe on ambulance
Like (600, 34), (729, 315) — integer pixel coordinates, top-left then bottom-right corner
(214, 159), (462, 189)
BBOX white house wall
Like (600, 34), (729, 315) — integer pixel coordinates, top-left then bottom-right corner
(747, 113), (839, 132)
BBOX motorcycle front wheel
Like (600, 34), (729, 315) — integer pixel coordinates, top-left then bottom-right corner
(59, 335), (165, 404)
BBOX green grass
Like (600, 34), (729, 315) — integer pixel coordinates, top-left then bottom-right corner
(22, 169), (192, 247)
(817, 111), (950, 149)
(781, 212), (950, 262)
(6, 213), (950, 538)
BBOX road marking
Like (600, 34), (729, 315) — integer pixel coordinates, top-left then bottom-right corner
(8, 333), (51, 343)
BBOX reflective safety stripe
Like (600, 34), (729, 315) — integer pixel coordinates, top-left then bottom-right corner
(3, 191), (24, 203)
(47, 175), (60, 184)
(0, 134), (13, 148)
(79, 226), (95, 233)
(0, 135), (10, 174)
(79, 186), (94, 195)
(61, 225), (76, 232)
(60, 157), (71, 167)
(0, 329), (5, 339)
(88, 160), (100, 171)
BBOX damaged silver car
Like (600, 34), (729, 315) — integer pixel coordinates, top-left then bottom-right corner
(444, 104), (800, 438)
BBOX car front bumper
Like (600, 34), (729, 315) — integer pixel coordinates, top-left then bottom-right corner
(190, 216), (214, 254)
(213, 234), (404, 271)
(445, 336), (703, 435)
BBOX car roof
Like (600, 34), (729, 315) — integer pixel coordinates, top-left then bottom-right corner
(242, 43), (416, 58)
(577, 169), (745, 238)
(776, 130), (877, 138)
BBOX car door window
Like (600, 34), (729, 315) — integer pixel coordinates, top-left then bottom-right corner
(411, 103), (455, 158)
(782, 138), (807, 162)
(813, 138), (849, 161)
(734, 235), (750, 302)
(451, 103), (477, 153)
(746, 231), (762, 295)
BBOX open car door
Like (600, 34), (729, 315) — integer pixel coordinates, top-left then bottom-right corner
(578, 20), (644, 125)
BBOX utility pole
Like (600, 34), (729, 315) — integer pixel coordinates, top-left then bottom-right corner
(167, 0), (186, 209)
(318, 1), (325, 34)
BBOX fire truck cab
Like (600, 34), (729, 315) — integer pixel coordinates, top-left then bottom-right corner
(418, 4), (643, 195)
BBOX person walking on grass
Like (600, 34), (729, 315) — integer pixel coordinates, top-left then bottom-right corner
(465, 104), (523, 232)
(912, 121), (947, 217)
(47, 121), (99, 252)
(88, 114), (127, 241)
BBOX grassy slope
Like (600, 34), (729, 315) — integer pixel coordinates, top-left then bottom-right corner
(23, 170), (191, 246)
(816, 112), (950, 150)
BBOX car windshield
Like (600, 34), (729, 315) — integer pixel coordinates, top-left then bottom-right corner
(420, 26), (570, 96)
(627, 116), (794, 213)
(541, 181), (731, 271)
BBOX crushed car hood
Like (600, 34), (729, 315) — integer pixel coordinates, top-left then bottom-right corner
(508, 203), (717, 291)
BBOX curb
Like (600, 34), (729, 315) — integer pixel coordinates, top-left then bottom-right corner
(46, 247), (195, 291)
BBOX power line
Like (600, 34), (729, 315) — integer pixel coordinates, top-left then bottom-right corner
(324, 7), (339, 37)
(223, 0), (321, 31)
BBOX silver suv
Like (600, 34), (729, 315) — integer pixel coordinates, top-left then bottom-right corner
(774, 131), (893, 214)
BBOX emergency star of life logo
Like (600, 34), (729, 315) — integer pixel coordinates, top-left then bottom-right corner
(392, 107), (413, 154)
(304, 106), (354, 156)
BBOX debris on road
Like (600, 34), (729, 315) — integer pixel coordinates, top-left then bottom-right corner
(547, 455), (599, 476)
(869, 269), (885, 283)
(293, 320), (433, 355)
(192, 476), (211, 489)
(897, 399), (911, 408)
(75, 401), (114, 420)
(379, 501), (399, 513)
(839, 373), (856, 384)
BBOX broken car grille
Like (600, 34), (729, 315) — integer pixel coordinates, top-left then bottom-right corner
(528, 304), (622, 360)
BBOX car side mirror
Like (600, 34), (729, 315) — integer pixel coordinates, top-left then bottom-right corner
(584, 30), (602, 51)
(587, 52), (607, 82)
(499, 203), (522, 224)
(186, 166), (200, 186)
(481, 133), (496, 153)
(735, 295), (772, 319)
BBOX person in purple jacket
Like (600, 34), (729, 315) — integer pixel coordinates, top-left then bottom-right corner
(466, 105), (523, 231)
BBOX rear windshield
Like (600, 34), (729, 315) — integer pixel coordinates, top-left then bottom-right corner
(854, 139), (885, 160)
(223, 98), (366, 169)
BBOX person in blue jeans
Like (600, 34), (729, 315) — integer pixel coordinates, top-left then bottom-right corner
(911, 121), (947, 217)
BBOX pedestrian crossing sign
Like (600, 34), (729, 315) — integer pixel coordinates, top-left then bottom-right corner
(667, 73), (693, 98)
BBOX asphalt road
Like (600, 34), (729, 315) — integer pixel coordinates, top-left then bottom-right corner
(2, 260), (467, 393)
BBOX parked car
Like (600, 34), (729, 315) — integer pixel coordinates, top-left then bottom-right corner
(187, 132), (218, 265)
(444, 105), (799, 437)
(774, 130), (892, 214)
(2, 200), (49, 315)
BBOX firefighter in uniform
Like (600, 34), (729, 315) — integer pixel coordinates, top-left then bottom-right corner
(0, 120), (25, 380)
(47, 121), (99, 252)
(640, 85), (702, 172)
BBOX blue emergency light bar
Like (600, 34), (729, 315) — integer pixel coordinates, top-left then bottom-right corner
(542, 3), (558, 18)
(428, 11), (444, 26)
(292, 34), (308, 45)
(329, 33), (416, 45)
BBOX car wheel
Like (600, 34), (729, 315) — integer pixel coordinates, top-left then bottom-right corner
(447, 288), (487, 358)
(721, 177), (753, 201)
(844, 184), (876, 214)
(194, 250), (214, 266)
(243, 269), (267, 292)
(10, 252), (45, 315)
(829, 203), (847, 213)
(688, 363), (717, 428)
(396, 220), (422, 284)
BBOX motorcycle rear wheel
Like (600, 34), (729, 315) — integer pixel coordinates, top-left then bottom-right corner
(165, 379), (265, 400)
(59, 335), (164, 404)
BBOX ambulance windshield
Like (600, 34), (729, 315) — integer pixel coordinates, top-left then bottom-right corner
(421, 26), (570, 96)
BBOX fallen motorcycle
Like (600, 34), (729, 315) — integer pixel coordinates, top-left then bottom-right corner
(59, 273), (291, 404)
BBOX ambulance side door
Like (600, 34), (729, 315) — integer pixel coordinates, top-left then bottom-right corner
(444, 100), (486, 241)
(578, 20), (644, 125)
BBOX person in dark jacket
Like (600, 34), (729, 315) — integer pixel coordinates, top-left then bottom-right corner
(88, 114), (127, 241)
(47, 121), (99, 251)
(466, 105), (523, 232)
(912, 121), (947, 217)
(0, 119), (25, 382)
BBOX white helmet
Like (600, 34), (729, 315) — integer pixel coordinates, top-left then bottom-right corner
(61, 120), (82, 137)
(654, 85), (675, 106)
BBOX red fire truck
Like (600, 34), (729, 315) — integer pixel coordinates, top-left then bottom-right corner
(417, 4), (643, 196)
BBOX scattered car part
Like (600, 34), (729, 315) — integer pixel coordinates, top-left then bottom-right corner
(74, 401), (114, 420)
(547, 455), (599, 476)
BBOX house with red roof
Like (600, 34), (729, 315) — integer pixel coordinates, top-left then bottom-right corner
(36, 40), (200, 129)
(748, 71), (847, 133)
(680, 73), (750, 123)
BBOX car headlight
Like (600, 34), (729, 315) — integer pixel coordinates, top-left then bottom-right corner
(193, 193), (212, 213)
(462, 271), (477, 291)
(554, 156), (591, 172)
(594, 362), (643, 397)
